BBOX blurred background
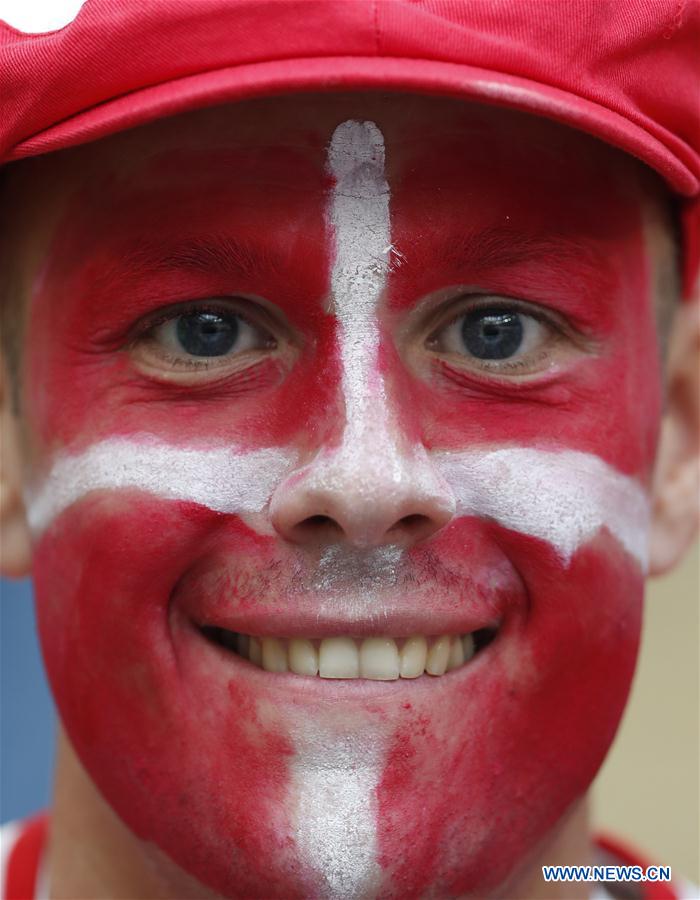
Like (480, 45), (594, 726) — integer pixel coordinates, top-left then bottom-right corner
(1, 544), (698, 881)
(593, 540), (699, 882)
(0, 576), (54, 827)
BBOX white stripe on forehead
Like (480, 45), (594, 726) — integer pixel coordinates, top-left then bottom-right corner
(27, 438), (649, 569)
(317, 118), (441, 506)
(326, 119), (391, 446)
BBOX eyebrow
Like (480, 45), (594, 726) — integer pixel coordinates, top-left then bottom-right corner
(426, 225), (614, 281)
(122, 234), (288, 282)
(75, 232), (294, 317)
(96, 227), (604, 284)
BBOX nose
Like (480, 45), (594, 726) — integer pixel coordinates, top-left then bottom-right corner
(270, 441), (455, 548)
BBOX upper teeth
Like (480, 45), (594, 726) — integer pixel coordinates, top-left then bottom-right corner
(223, 633), (478, 680)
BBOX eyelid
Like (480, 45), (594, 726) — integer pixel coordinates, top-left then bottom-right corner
(426, 294), (563, 344)
(423, 293), (603, 364)
(123, 293), (296, 389)
(412, 290), (602, 385)
(438, 308), (545, 354)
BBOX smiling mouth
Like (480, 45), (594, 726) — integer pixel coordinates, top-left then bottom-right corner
(199, 627), (498, 680)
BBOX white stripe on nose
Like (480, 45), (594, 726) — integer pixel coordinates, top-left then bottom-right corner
(266, 120), (457, 546)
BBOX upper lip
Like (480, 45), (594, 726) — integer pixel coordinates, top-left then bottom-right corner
(180, 594), (507, 640)
(173, 548), (521, 639)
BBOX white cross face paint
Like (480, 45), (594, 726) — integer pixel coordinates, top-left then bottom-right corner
(323, 88), (424, 509)
(26, 437), (297, 535)
(434, 446), (650, 570)
(27, 436), (649, 570)
(289, 723), (385, 900)
(314, 545), (404, 594)
(326, 119), (390, 446)
(23, 115), (654, 590)
(280, 119), (456, 545)
(24, 117), (651, 573)
(223, 138), (399, 900)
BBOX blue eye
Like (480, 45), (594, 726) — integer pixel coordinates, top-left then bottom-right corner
(176, 312), (239, 357)
(147, 306), (273, 362)
(433, 302), (548, 365)
(461, 309), (524, 360)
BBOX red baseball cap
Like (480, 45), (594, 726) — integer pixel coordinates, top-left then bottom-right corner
(2, 0), (699, 294)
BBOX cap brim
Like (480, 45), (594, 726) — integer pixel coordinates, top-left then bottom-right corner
(8, 55), (699, 197)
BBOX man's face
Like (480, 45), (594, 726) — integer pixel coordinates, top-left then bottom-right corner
(10, 95), (665, 897)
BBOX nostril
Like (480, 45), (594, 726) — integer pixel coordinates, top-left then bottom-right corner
(387, 513), (433, 539)
(304, 515), (335, 527)
(397, 514), (428, 529)
(293, 514), (344, 540)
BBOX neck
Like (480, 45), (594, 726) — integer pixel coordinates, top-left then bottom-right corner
(48, 729), (215, 899)
(494, 800), (595, 900)
(47, 728), (594, 899)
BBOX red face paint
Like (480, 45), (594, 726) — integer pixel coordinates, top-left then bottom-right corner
(26, 102), (662, 898)
(27, 144), (338, 456)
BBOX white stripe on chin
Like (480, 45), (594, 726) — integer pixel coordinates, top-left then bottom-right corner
(289, 726), (384, 899)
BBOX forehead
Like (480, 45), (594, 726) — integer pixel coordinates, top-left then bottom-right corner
(9, 92), (654, 236)
(4, 92), (674, 369)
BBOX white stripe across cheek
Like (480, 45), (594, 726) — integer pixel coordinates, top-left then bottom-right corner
(433, 447), (650, 569)
(25, 438), (296, 534)
(26, 438), (649, 569)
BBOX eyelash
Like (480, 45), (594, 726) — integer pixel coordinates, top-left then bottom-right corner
(130, 300), (244, 340)
(428, 297), (561, 355)
(439, 296), (559, 334)
(128, 299), (275, 370)
(420, 289), (603, 394)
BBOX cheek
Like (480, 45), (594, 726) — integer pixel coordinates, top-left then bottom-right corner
(376, 533), (643, 895)
(33, 497), (317, 897)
